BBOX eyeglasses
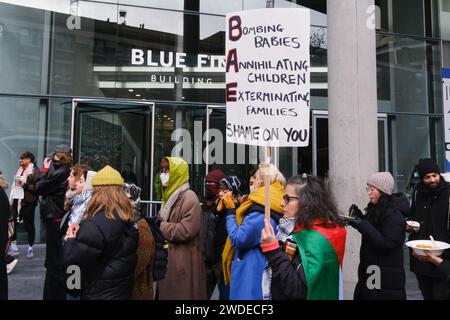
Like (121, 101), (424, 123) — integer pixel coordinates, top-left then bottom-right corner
(283, 194), (299, 204)
(365, 186), (377, 193)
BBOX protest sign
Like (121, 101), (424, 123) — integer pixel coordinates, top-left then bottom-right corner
(225, 8), (311, 147)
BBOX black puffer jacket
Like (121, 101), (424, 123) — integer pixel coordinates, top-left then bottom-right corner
(353, 205), (406, 300)
(409, 180), (450, 276)
(35, 162), (70, 219)
(62, 210), (138, 300)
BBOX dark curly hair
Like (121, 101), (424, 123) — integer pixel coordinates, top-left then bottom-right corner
(288, 175), (345, 229)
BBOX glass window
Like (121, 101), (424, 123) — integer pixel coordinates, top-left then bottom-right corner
(443, 41), (450, 68)
(243, 0), (327, 27)
(0, 3), (45, 95)
(375, 0), (439, 38)
(114, 10), (225, 103)
(441, 0), (450, 41)
(392, 0), (425, 36)
(376, 34), (441, 114)
(0, 97), (41, 181)
(50, 12), (117, 97)
(388, 114), (444, 192)
(46, 99), (73, 153)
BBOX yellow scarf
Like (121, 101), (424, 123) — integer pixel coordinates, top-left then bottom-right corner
(221, 181), (285, 285)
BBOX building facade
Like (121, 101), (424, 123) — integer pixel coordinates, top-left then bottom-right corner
(0, 1), (449, 246)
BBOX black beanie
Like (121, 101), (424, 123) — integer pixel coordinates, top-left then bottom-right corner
(418, 158), (440, 179)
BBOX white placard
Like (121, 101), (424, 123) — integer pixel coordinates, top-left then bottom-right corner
(225, 8), (310, 147)
(443, 69), (450, 171)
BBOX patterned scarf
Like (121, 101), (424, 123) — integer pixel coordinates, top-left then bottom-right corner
(262, 217), (296, 300)
(9, 163), (35, 209)
(69, 190), (93, 225)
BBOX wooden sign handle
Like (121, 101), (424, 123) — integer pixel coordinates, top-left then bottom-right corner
(264, 146), (272, 224)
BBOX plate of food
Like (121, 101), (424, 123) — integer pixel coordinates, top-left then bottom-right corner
(405, 240), (450, 256)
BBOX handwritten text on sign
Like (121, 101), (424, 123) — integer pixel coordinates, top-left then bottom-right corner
(225, 8), (310, 147)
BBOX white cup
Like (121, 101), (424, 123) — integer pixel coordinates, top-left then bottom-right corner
(406, 220), (420, 233)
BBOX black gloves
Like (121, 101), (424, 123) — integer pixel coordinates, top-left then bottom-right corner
(347, 204), (364, 229)
(349, 204), (364, 219)
(348, 216), (362, 228)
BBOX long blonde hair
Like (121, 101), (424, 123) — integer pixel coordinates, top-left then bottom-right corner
(84, 186), (135, 222)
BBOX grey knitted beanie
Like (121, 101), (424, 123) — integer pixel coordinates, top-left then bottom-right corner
(367, 172), (394, 195)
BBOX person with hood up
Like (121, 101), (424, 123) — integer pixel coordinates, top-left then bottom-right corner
(202, 168), (225, 298)
(209, 176), (242, 300)
(221, 163), (285, 300)
(157, 157), (206, 300)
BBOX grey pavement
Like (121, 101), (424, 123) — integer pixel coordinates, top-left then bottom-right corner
(7, 244), (46, 300)
(7, 244), (423, 300)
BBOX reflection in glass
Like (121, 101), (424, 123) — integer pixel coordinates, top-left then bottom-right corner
(376, 34), (441, 114)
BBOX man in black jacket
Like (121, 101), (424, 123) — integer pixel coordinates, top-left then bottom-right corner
(35, 145), (72, 300)
(408, 158), (450, 300)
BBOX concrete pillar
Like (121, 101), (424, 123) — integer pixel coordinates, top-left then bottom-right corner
(327, 0), (379, 299)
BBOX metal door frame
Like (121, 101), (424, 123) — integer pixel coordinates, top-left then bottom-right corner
(71, 98), (155, 199)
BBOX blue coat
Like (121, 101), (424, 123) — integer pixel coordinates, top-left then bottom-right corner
(226, 209), (278, 300)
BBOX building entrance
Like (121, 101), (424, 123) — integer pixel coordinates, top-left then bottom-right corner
(71, 99), (154, 198)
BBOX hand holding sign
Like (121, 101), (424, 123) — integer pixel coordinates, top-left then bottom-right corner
(261, 217), (277, 245)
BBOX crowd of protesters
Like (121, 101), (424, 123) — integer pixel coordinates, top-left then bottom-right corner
(0, 148), (450, 300)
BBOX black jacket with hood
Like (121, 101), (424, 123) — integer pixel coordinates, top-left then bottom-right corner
(409, 179), (450, 277)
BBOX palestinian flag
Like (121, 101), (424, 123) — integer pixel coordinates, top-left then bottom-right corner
(291, 222), (346, 300)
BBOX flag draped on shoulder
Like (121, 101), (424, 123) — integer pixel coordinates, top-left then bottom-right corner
(291, 222), (346, 300)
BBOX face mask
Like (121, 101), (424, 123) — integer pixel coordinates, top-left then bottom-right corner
(249, 185), (257, 194)
(205, 183), (220, 199)
(160, 172), (169, 187)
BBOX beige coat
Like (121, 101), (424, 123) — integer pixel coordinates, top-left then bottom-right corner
(158, 189), (207, 300)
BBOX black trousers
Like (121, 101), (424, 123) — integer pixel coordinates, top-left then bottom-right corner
(11, 200), (36, 246)
(416, 274), (450, 300)
(43, 219), (66, 300)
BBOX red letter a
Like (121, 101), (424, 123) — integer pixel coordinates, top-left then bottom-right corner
(226, 49), (239, 73)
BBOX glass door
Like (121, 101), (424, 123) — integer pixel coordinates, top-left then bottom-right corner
(312, 110), (389, 177)
(152, 103), (206, 201)
(71, 99), (154, 198)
